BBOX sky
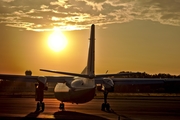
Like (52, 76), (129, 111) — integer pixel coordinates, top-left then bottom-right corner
(0, 0), (180, 76)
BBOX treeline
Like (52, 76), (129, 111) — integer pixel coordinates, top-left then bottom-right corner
(113, 71), (180, 93)
(117, 71), (180, 78)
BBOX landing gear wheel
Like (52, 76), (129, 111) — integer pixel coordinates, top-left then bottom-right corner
(101, 103), (110, 111)
(105, 103), (110, 111)
(59, 103), (65, 111)
(36, 102), (45, 112)
(41, 102), (45, 112)
(36, 102), (40, 112)
(101, 103), (106, 111)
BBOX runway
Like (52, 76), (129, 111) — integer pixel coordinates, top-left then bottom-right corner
(0, 97), (180, 120)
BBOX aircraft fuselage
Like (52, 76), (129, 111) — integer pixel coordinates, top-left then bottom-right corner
(54, 78), (96, 104)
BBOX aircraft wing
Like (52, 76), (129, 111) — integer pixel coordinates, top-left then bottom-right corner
(95, 78), (180, 85)
(111, 78), (165, 85)
(0, 74), (74, 83)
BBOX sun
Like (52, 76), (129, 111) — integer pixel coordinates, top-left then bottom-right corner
(47, 29), (67, 52)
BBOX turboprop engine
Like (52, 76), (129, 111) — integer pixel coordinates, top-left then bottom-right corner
(97, 78), (114, 92)
(35, 76), (48, 101)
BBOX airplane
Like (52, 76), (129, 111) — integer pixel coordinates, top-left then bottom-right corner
(0, 24), (180, 112)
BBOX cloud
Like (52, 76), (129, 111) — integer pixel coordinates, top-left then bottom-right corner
(131, 0), (180, 26)
(0, 0), (180, 31)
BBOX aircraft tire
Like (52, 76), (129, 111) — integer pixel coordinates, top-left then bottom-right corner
(36, 102), (40, 112)
(101, 103), (106, 111)
(59, 103), (64, 110)
(105, 103), (110, 111)
(41, 102), (45, 112)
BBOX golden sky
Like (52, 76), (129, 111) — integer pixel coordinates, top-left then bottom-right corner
(0, 0), (180, 75)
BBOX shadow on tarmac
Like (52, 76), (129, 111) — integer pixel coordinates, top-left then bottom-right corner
(25, 111), (41, 118)
(102, 108), (133, 120)
(0, 111), (108, 120)
(53, 111), (108, 120)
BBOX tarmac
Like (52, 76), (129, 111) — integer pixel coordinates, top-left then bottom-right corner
(0, 97), (180, 120)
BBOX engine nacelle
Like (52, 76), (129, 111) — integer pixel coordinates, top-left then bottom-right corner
(35, 76), (48, 101)
(37, 76), (48, 90)
(103, 78), (114, 87)
(38, 76), (47, 84)
(35, 83), (44, 101)
(96, 78), (115, 92)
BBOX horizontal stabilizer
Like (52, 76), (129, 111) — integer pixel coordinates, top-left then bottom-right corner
(40, 69), (89, 78)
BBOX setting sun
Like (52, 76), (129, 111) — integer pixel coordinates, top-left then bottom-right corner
(47, 29), (67, 52)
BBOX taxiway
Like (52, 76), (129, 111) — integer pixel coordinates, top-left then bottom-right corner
(0, 97), (180, 120)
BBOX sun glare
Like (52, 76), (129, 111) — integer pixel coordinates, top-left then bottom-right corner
(47, 28), (67, 52)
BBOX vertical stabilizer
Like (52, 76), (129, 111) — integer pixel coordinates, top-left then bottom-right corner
(87, 24), (95, 77)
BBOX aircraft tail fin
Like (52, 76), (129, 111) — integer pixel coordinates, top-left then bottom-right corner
(87, 24), (95, 77)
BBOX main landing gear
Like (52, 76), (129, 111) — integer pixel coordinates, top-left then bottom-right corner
(35, 82), (47, 112)
(59, 102), (65, 111)
(101, 90), (110, 111)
